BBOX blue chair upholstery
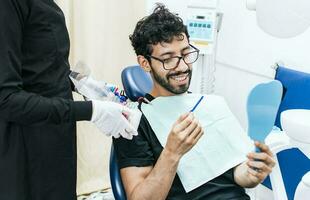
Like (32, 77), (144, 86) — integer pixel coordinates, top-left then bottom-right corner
(109, 145), (126, 200)
(262, 66), (310, 200)
(274, 67), (310, 128)
(121, 65), (153, 102)
(109, 65), (152, 200)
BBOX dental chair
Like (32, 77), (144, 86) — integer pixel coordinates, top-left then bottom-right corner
(261, 66), (310, 200)
(110, 65), (310, 200)
(109, 65), (152, 200)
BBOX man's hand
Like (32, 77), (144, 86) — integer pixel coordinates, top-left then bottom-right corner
(120, 112), (204, 200)
(246, 142), (276, 183)
(164, 112), (204, 159)
(234, 141), (276, 188)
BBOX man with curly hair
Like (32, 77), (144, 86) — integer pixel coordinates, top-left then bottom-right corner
(113, 4), (275, 200)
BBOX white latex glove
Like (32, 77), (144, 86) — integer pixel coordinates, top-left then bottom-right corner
(70, 76), (114, 100)
(91, 100), (139, 140)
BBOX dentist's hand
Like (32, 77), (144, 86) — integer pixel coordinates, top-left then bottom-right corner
(91, 100), (138, 140)
(164, 113), (204, 159)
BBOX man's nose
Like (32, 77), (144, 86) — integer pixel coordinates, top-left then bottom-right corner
(175, 58), (189, 71)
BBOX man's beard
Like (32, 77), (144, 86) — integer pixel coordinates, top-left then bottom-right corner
(151, 66), (192, 94)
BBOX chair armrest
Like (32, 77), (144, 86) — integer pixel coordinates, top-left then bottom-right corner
(265, 129), (292, 200)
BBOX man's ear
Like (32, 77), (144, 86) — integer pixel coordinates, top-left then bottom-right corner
(137, 55), (151, 72)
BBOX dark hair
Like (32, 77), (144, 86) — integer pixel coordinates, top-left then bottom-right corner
(129, 4), (189, 57)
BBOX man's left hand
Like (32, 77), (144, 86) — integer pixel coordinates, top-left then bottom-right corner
(246, 142), (276, 185)
(234, 141), (276, 188)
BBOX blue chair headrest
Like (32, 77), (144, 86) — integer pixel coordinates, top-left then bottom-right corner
(274, 66), (310, 128)
(121, 65), (153, 101)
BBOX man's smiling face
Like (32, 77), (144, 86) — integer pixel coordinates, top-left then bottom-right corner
(148, 33), (194, 96)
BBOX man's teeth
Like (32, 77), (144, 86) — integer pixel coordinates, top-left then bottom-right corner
(170, 74), (188, 81)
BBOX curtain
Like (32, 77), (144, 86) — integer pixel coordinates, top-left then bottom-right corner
(55, 0), (146, 195)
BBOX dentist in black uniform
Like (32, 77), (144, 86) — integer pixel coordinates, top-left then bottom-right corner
(0, 0), (137, 200)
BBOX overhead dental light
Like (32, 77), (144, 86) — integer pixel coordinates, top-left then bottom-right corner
(246, 0), (310, 38)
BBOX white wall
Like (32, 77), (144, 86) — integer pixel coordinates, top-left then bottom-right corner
(214, 0), (310, 128)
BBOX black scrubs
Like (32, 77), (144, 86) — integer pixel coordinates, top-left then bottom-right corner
(0, 0), (92, 200)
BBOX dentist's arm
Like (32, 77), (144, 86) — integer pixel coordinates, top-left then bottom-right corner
(120, 113), (204, 200)
(234, 142), (276, 188)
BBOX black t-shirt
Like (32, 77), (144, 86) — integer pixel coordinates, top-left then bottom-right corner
(113, 94), (250, 200)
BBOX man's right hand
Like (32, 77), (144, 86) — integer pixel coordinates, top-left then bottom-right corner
(164, 113), (204, 159)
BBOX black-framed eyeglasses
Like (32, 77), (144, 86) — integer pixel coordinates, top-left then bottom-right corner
(146, 44), (200, 70)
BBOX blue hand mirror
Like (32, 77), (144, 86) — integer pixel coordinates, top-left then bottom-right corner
(247, 80), (283, 146)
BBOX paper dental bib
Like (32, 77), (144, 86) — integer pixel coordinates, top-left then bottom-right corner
(141, 94), (253, 192)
